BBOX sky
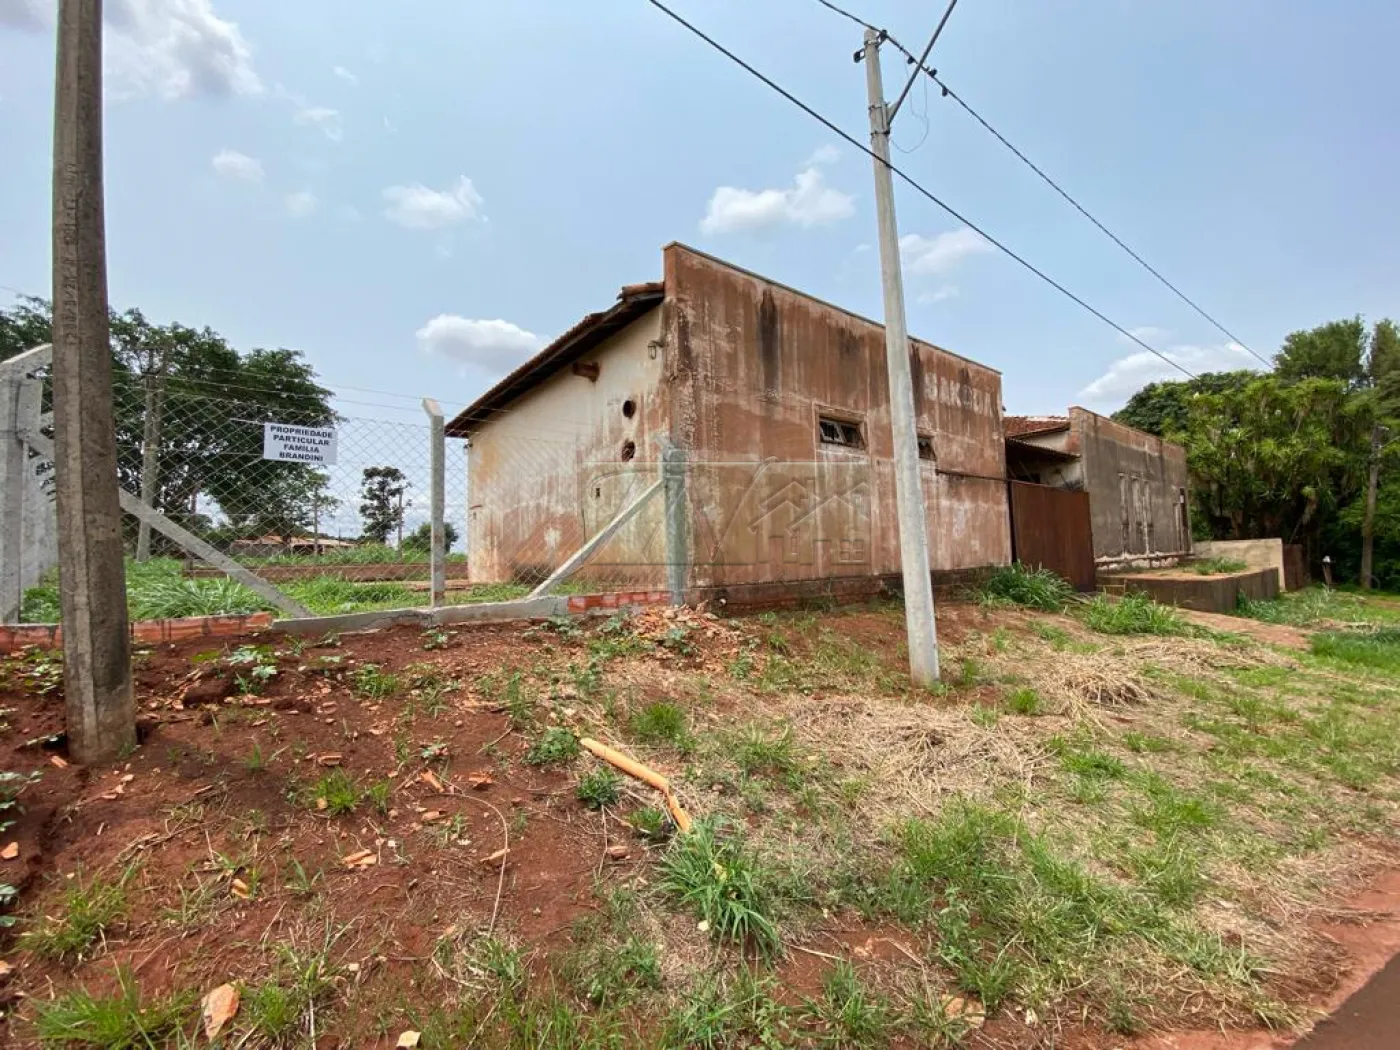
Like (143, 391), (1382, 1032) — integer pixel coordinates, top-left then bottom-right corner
(2, 0), (1398, 426)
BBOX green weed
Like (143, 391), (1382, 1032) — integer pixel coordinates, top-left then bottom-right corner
(576, 768), (622, 810)
(350, 664), (401, 699)
(980, 564), (1073, 611)
(660, 820), (781, 957)
(1081, 593), (1187, 636)
(32, 967), (194, 1049)
(21, 871), (129, 962)
(526, 727), (580, 766)
(628, 701), (691, 751)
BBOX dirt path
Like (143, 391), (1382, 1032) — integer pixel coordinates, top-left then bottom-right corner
(1178, 608), (1311, 649)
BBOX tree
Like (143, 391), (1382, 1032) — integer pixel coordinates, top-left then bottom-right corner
(1113, 371), (1256, 437)
(1273, 317), (1368, 386)
(0, 298), (338, 547)
(402, 520), (460, 553)
(359, 467), (408, 545)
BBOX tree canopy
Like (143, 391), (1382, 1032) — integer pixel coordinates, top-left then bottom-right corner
(1113, 317), (1400, 587)
(1, 296), (338, 548)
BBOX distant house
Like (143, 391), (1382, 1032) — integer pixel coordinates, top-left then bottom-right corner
(230, 536), (357, 558)
(1005, 407), (1191, 570)
(446, 243), (1011, 605)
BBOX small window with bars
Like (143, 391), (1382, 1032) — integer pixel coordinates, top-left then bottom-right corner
(818, 415), (864, 449)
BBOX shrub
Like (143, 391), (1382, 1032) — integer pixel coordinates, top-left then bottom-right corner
(979, 564), (1074, 611)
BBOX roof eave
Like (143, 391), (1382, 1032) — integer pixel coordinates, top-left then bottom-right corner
(445, 283), (663, 438)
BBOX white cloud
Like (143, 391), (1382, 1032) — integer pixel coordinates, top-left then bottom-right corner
(0, 0), (48, 30)
(104, 0), (261, 99)
(899, 228), (991, 277)
(211, 148), (262, 182)
(332, 64), (357, 84)
(1078, 341), (1259, 406)
(804, 143), (841, 167)
(917, 285), (959, 304)
(700, 162), (855, 236)
(292, 102), (342, 141)
(284, 190), (318, 218)
(416, 315), (541, 373)
(383, 176), (485, 230)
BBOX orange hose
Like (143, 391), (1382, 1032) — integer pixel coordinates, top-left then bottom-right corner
(580, 737), (693, 834)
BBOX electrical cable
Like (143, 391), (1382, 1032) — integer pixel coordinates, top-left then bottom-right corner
(645, 0), (1196, 380)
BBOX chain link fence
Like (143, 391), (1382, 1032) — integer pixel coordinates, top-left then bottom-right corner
(2, 352), (671, 624)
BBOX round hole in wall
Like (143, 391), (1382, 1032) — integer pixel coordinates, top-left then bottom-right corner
(622, 398), (637, 419)
(620, 440), (636, 462)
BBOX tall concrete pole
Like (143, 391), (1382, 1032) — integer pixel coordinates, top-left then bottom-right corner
(863, 29), (939, 685)
(52, 0), (136, 763)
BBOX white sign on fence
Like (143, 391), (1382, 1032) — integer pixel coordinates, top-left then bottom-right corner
(262, 423), (338, 465)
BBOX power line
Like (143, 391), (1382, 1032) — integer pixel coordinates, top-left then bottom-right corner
(812, 0), (880, 33)
(882, 42), (1272, 368)
(889, 0), (959, 121)
(645, 0), (1195, 381)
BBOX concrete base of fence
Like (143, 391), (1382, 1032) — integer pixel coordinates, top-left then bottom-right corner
(0, 612), (274, 654)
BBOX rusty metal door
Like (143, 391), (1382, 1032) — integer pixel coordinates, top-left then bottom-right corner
(1008, 481), (1095, 591)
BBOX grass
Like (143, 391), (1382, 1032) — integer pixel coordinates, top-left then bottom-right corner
(800, 961), (892, 1047)
(1191, 557), (1250, 575)
(1081, 593), (1187, 635)
(349, 664), (401, 699)
(21, 871), (129, 962)
(1236, 585), (1400, 628)
(979, 563), (1074, 611)
(1311, 629), (1400, 673)
(628, 701), (692, 750)
(305, 770), (362, 815)
(660, 819), (782, 957)
(1006, 687), (1042, 715)
(32, 968), (194, 1049)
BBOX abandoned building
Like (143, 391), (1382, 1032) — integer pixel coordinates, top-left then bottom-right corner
(1004, 408), (1192, 573)
(446, 243), (1011, 605)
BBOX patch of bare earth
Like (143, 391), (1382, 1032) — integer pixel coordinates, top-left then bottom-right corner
(0, 599), (1396, 1048)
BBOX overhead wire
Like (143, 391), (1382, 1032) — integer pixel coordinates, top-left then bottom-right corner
(645, 0), (1196, 380)
(871, 24), (1270, 367)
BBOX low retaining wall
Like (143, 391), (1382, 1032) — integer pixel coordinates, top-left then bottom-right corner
(0, 612), (274, 654)
(1194, 538), (1286, 591)
(1101, 567), (1279, 613)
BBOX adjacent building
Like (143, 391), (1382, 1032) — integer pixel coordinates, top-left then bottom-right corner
(447, 243), (1012, 605)
(1005, 407), (1191, 570)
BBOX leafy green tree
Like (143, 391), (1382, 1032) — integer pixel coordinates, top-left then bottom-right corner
(1112, 371), (1256, 437)
(0, 297), (337, 545)
(402, 520), (460, 553)
(359, 467), (409, 545)
(1273, 317), (1368, 386)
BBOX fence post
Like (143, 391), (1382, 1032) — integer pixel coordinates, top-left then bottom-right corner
(423, 398), (446, 609)
(662, 442), (688, 606)
(0, 377), (22, 622)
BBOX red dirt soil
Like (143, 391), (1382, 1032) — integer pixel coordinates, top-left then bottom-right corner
(0, 604), (1393, 1049)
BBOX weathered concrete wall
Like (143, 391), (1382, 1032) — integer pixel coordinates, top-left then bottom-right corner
(1069, 407), (1190, 568)
(1195, 538), (1287, 591)
(662, 244), (1010, 589)
(466, 309), (669, 586)
(1104, 566), (1278, 613)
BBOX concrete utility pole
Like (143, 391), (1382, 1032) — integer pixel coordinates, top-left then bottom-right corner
(862, 28), (939, 685)
(52, 0), (136, 763)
